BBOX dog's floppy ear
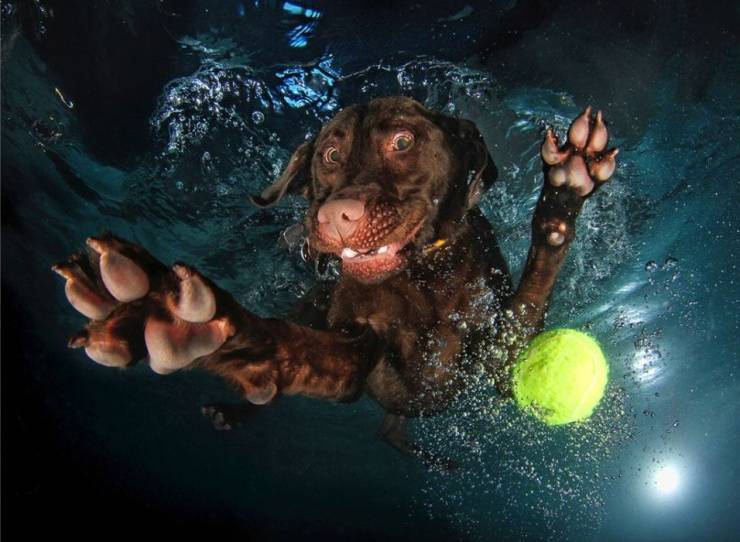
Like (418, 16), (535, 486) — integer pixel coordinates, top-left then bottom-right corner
(250, 139), (315, 208)
(453, 118), (498, 209)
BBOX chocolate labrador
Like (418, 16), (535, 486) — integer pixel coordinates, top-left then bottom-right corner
(53, 97), (617, 465)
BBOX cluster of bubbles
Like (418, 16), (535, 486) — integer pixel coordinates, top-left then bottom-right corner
(147, 37), (344, 209)
(143, 38), (344, 312)
(343, 57), (501, 111)
(152, 66), (266, 156)
(417, 382), (632, 539)
(1, 0), (52, 38)
(403, 319), (634, 540)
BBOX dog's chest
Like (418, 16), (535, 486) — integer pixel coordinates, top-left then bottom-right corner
(329, 263), (487, 348)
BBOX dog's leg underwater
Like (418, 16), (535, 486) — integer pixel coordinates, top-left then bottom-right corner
(53, 234), (384, 405)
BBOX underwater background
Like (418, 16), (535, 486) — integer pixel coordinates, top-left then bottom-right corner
(2, 1), (739, 540)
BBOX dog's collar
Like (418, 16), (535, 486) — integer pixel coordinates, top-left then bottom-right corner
(422, 238), (447, 255)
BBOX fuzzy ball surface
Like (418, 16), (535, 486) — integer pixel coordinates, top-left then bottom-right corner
(513, 329), (608, 425)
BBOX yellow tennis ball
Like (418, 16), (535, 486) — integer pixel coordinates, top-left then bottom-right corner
(513, 329), (608, 425)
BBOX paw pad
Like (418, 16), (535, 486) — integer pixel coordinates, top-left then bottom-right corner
(145, 316), (233, 374)
(542, 220), (569, 247)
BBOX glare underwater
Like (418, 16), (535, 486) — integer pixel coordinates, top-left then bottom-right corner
(2, 1), (739, 541)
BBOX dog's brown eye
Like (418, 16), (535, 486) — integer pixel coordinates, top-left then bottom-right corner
(392, 132), (414, 151)
(324, 147), (340, 164)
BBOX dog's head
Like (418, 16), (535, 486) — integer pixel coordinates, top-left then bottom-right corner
(252, 97), (498, 283)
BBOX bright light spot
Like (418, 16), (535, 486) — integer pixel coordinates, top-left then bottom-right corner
(654, 465), (680, 495)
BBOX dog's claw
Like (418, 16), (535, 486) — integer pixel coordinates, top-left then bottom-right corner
(540, 128), (570, 165)
(586, 110), (608, 153)
(51, 262), (72, 279)
(84, 340), (133, 368)
(589, 148), (619, 181)
(568, 105), (592, 148)
(169, 264), (217, 323)
(68, 330), (89, 348)
(54, 261), (117, 320)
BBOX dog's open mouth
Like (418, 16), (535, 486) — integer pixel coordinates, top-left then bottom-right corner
(339, 241), (405, 277)
(307, 199), (428, 282)
(334, 220), (425, 281)
(339, 241), (407, 280)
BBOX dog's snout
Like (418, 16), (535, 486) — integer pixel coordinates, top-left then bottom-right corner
(317, 199), (366, 241)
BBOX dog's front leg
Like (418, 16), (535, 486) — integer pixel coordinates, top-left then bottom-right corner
(491, 108), (618, 394)
(197, 317), (380, 405)
(54, 234), (381, 404)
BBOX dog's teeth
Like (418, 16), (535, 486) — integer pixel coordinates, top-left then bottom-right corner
(377, 245), (389, 254)
(341, 248), (358, 259)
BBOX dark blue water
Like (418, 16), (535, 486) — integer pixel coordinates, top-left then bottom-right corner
(3, 1), (739, 540)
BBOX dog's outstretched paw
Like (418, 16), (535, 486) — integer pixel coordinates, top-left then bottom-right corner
(53, 233), (235, 374)
(541, 107), (618, 197)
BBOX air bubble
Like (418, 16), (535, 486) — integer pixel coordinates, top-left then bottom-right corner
(662, 257), (678, 270)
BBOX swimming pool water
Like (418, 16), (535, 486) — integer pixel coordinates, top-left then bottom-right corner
(2, 1), (739, 540)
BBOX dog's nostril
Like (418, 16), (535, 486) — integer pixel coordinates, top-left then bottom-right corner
(339, 200), (365, 221)
(316, 199), (365, 242)
(317, 199), (365, 225)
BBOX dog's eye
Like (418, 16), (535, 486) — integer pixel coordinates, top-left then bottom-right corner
(324, 147), (340, 164)
(391, 132), (414, 151)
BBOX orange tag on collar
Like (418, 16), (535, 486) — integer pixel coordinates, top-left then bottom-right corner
(423, 238), (447, 254)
